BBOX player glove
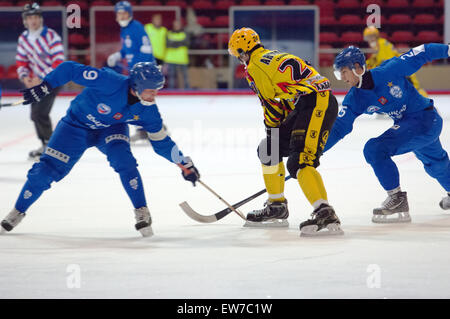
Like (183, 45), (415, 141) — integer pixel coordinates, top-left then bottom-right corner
(181, 157), (200, 186)
(107, 52), (122, 67)
(21, 81), (52, 105)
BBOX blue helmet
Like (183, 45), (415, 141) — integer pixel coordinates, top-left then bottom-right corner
(115, 1), (132, 16)
(130, 62), (165, 94)
(333, 46), (366, 80)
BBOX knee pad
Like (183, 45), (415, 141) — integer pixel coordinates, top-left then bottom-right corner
(107, 143), (138, 173)
(257, 137), (282, 166)
(364, 138), (388, 164)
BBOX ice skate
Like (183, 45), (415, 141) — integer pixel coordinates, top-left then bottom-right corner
(439, 194), (450, 210)
(130, 129), (149, 145)
(28, 144), (46, 161)
(244, 199), (289, 227)
(300, 204), (344, 236)
(134, 207), (153, 237)
(1, 209), (26, 233)
(372, 191), (411, 223)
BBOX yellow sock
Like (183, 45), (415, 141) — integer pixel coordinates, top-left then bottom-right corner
(262, 162), (286, 202)
(297, 166), (328, 206)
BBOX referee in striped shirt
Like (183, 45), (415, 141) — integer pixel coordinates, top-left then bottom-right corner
(16, 3), (64, 160)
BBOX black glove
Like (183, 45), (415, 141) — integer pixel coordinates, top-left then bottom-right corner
(181, 157), (200, 186)
(21, 81), (52, 105)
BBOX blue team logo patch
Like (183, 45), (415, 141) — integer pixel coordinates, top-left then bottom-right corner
(367, 105), (380, 113)
(97, 103), (111, 115)
(389, 85), (403, 99)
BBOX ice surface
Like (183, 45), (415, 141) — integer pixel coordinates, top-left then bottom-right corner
(0, 95), (450, 298)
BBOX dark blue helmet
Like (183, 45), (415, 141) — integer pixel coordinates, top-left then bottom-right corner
(333, 46), (366, 80)
(115, 1), (132, 16)
(130, 62), (165, 94)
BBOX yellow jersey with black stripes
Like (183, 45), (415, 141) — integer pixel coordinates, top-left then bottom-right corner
(245, 47), (331, 127)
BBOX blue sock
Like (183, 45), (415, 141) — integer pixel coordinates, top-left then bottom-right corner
(15, 180), (46, 213)
(119, 168), (147, 209)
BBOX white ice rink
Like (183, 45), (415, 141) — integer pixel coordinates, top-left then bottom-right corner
(1, 95), (450, 299)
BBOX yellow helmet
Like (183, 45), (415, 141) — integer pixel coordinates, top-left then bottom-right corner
(363, 26), (379, 40)
(228, 27), (261, 57)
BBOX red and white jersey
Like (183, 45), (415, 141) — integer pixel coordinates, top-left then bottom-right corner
(16, 26), (65, 79)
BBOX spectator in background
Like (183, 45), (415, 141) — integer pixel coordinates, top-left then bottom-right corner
(16, 3), (64, 160)
(363, 26), (428, 97)
(144, 14), (167, 66)
(165, 20), (190, 89)
(107, 1), (155, 144)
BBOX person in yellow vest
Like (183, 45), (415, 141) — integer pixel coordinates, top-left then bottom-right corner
(228, 27), (343, 236)
(364, 26), (428, 97)
(144, 14), (167, 66)
(165, 20), (190, 89)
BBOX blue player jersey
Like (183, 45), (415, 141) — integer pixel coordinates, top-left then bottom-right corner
(120, 20), (155, 68)
(44, 61), (182, 163)
(325, 43), (450, 152)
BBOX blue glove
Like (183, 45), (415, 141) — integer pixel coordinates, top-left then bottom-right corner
(21, 81), (52, 105)
(181, 157), (200, 186)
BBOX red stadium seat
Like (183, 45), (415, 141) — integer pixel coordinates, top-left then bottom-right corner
(166, 0), (188, 9)
(6, 65), (17, 79)
(90, 0), (112, 6)
(240, 0), (262, 5)
(320, 53), (334, 67)
(0, 1), (14, 6)
(191, 0), (214, 10)
(69, 33), (89, 47)
(41, 1), (62, 6)
(215, 0), (236, 10)
(336, 0), (361, 9)
(385, 0), (410, 8)
(340, 31), (363, 44)
(212, 15), (229, 28)
(320, 16), (338, 26)
(338, 15), (364, 25)
(387, 14), (412, 25)
(265, 0), (286, 5)
(416, 31), (442, 43)
(320, 32), (340, 44)
(362, 0), (384, 7)
(288, 0), (310, 4)
(315, 0), (335, 17)
(140, 0), (163, 5)
(412, 0), (435, 8)
(196, 16), (213, 27)
(390, 31), (414, 43)
(0, 65), (5, 78)
(413, 14), (436, 25)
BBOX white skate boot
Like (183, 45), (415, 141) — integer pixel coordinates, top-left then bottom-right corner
(134, 207), (153, 237)
(440, 194), (450, 210)
(372, 191), (411, 223)
(1, 208), (26, 233)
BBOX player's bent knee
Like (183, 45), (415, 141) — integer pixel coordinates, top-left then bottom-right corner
(363, 138), (388, 164)
(107, 145), (137, 173)
(26, 161), (61, 191)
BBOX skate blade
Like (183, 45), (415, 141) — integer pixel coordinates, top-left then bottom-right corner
(300, 223), (344, 237)
(372, 212), (411, 224)
(243, 219), (289, 228)
(139, 226), (154, 237)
